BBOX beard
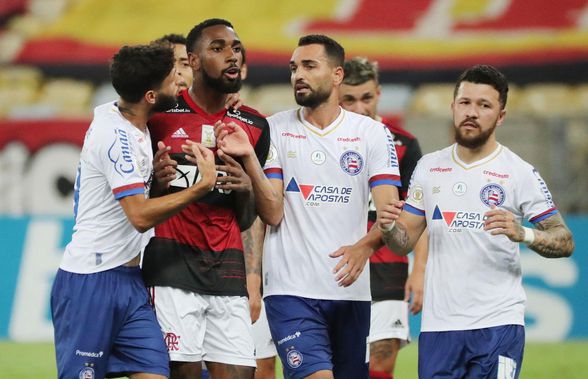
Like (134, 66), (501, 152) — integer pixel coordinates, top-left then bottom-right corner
(152, 92), (178, 113)
(202, 67), (242, 94)
(294, 86), (331, 108)
(453, 119), (497, 149)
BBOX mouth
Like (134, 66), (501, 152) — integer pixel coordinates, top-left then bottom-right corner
(460, 120), (479, 130)
(223, 66), (240, 80)
(294, 83), (310, 95)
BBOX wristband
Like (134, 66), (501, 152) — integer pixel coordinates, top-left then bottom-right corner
(522, 226), (535, 245)
(378, 221), (396, 233)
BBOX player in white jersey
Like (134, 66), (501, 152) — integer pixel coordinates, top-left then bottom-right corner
(378, 64), (574, 378)
(51, 44), (217, 379)
(214, 35), (400, 379)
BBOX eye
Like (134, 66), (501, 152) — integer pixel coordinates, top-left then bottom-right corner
(233, 46), (242, 53)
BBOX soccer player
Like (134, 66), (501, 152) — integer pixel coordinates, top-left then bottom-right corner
(215, 34), (401, 379)
(50, 44), (217, 379)
(378, 64), (575, 378)
(339, 56), (427, 379)
(141, 19), (269, 379)
(152, 34), (193, 94)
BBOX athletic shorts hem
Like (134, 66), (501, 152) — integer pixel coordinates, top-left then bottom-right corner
(289, 362), (333, 379)
(368, 331), (410, 346)
(106, 365), (169, 378)
(168, 352), (203, 363)
(255, 351), (278, 359)
(203, 352), (256, 367)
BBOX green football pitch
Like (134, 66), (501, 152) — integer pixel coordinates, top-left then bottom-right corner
(1, 341), (587, 378)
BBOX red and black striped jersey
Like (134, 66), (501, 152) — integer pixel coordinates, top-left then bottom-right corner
(142, 89), (270, 296)
(369, 117), (423, 301)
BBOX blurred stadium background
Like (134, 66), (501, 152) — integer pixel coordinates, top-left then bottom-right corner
(1, 0), (587, 377)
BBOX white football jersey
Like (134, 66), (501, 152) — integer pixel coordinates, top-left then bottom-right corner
(60, 102), (153, 274)
(405, 143), (558, 331)
(262, 108), (400, 301)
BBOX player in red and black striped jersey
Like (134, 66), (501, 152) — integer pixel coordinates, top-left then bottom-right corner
(142, 19), (268, 379)
(341, 57), (428, 379)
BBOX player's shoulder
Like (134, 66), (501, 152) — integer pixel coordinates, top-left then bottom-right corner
(381, 117), (417, 140)
(226, 106), (269, 130)
(417, 145), (453, 168)
(89, 102), (124, 135)
(267, 108), (298, 125)
(498, 144), (536, 172)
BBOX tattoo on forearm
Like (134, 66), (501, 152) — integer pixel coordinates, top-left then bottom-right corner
(242, 221), (263, 275)
(528, 214), (574, 258)
(381, 222), (410, 253)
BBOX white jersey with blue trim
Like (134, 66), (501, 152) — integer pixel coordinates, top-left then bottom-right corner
(262, 108), (400, 301)
(405, 143), (558, 331)
(60, 101), (154, 274)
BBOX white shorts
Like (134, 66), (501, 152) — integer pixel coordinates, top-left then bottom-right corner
(251, 302), (277, 359)
(149, 286), (256, 367)
(368, 300), (410, 348)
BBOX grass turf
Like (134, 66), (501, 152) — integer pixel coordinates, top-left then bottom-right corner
(1, 341), (587, 378)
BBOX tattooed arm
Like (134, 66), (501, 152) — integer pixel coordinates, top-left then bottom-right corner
(378, 200), (427, 256)
(242, 217), (265, 323)
(484, 209), (574, 258)
(529, 214), (574, 258)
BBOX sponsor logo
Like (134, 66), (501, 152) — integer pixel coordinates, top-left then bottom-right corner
(287, 349), (303, 368)
(340, 150), (364, 175)
(171, 165), (230, 194)
(337, 136), (361, 142)
(286, 177), (352, 207)
(385, 131), (399, 168)
(483, 170), (510, 179)
(393, 319), (404, 328)
(171, 127), (189, 138)
(277, 331), (301, 346)
(281, 132), (307, 139)
(164, 332), (181, 351)
(79, 366), (95, 379)
(532, 169), (555, 208)
(430, 167), (453, 173)
(432, 205), (487, 232)
(226, 108), (254, 125)
(108, 128), (134, 176)
(480, 183), (506, 207)
(452, 182), (467, 196)
(166, 106), (191, 113)
(75, 350), (103, 358)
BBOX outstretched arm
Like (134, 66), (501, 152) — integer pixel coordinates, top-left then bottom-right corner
(484, 208), (574, 258)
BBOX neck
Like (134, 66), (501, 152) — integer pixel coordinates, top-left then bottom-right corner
(302, 97), (341, 129)
(455, 138), (499, 164)
(117, 100), (149, 132)
(188, 82), (227, 114)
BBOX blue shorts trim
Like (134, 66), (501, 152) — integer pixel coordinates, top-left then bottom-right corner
(264, 295), (370, 379)
(51, 267), (169, 379)
(419, 325), (525, 379)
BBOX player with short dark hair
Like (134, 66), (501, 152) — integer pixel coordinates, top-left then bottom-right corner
(340, 56), (428, 379)
(379, 64), (575, 379)
(214, 34), (401, 379)
(142, 18), (270, 379)
(51, 43), (217, 379)
(152, 34), (192, 94)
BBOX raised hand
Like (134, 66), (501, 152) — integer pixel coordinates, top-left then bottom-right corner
(152, 141), (177, 191)
(181, 140), (216, 191)
(215, 150), (252, 193)
(214, 121), (255, 158)
(377, 200), (405, 230)
(484, 205), (524, 242)
(225, 93), (243, 110)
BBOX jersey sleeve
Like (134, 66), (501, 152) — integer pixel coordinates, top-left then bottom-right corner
(367, 124), (401, 189)
(517, 165), (558, 224)
(262, 118), (283, 181)
(254, 120), (271, 167)
(400, 138), (423, 199)
(95, 125), (145, 200)
(404, 158), (426, 217)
